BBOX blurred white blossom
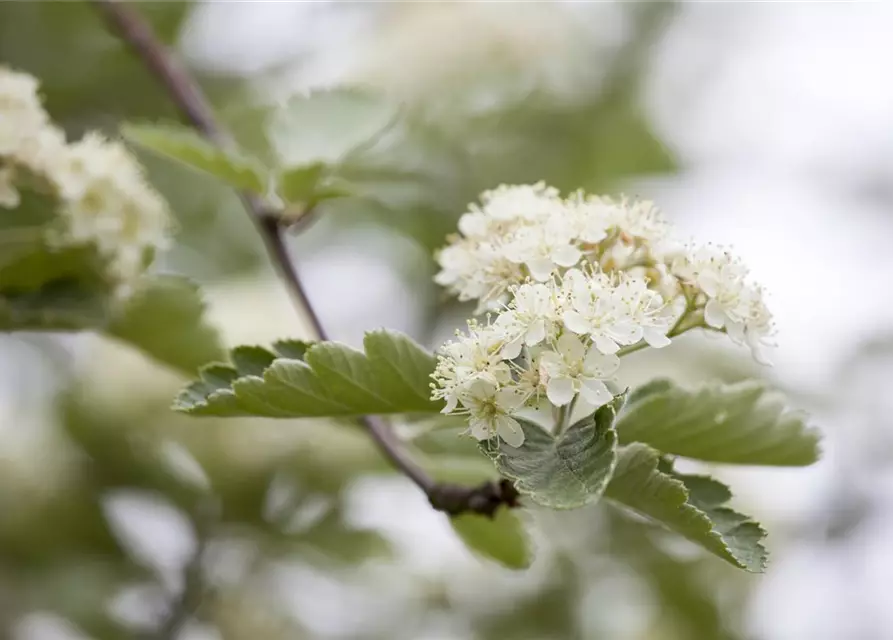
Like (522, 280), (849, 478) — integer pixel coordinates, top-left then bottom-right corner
(52, 132), (171, 293)
(0, 66), (171, 296)
(0, 66), (67, 207)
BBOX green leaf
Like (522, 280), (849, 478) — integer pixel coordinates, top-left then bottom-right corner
(450, 510), (531, 570)
(105, 275), (224, 374)
(277, 162), (325, 204)
(626, 377), (674, 406)
(173, 329), (443, 417)
(0, 188), (114, 331)
(605, 443), (767, 572)
(587, 105), (676, 185)
(271, 339), (313, 361)
(423, 427), (532, 570)
(269, 89), (397, 167)
(0, 276), (109, 331)
(616, 379), (820, 466)
(122, 123), (269, 194)
(481, 396), (623, 509)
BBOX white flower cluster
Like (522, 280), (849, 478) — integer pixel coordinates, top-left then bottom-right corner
(432, 183), (776, 446)
(0, 66), (171, 293)
(672, 245), (774, 365)
(434, 183), (672, 310)
(0, 68), (67, 208)
(431, 270), (671, 446)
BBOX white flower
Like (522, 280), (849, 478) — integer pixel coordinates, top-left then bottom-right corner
(434, 240), (482, 292)
(612, 276), (672, 348)
(431, 322), (513, 413)
(1, 67), (173, 296)
(0, 67), (49, 159)
(0, 67), (68, 208)
(434, 183), (573, 305)
(561, 270), (644, 355)
(737, 290), (775, 365)
(674, 245), (775, 364)
(435, 239), (524, 309)
(610, 196), (669, 246)
(538, 333), (618, 407)
(477, 182), (563, 222)
(503, 219), (581, 281)
(434, 184), (688, 311)
(459, 379), (527, 447)
(51, 132), (172, 292)
(565, 191), (614, 245)
(494, 281), (560, 359)
(456, 211), (492, 239)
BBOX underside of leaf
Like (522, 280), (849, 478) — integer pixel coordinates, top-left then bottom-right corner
(482, 395), (623, 509)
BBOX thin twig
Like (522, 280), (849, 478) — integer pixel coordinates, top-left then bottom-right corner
(91, 0), (518, 519)
(255, 213), (328, 340)
(92, 0), (221, 144)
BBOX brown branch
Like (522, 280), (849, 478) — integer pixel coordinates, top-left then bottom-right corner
(91, 0), (518, 519)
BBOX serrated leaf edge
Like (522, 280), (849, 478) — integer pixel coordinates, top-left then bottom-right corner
(485, 395), (624, 510)
(172, 330), (441, 417)
(607, 444), (768, 572)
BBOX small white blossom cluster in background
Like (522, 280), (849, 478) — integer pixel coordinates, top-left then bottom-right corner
(432, 183), (775, 446)
(0, 66), (171, 294)
(0, 68), (67, 208)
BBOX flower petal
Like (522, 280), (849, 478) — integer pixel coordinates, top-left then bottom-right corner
(643, 327), (671, 348)
(557, 333), (587, 361)
(698, 273), (720, 297)
(458, 212), (488, 237)
(469, 417), (492, 441)
(593, 334), (620, 355)
(496, 415), (525, 448)
(546, 376), (576, 406)
(551, 244), (582, 268)
(750, 343), (773, 366)
(527, 257), (556, 281)
(442, 394), (458, 413)
(496, 387), (527, 411)
(579, 378), (613, 407)
(563, 310), (590, 334)
(525, 318), (547, 346)
(610, 321), (643, 346)
(584, 349), (620, 376)
(747, 331), (774, 366)
(726, 320), (745, 344)
(500, 336), (524, 360)
(704, 299), (727, 329)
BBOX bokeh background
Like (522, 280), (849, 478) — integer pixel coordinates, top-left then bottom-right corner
(2, 2), (892, 639)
